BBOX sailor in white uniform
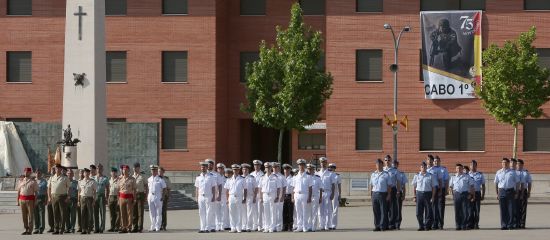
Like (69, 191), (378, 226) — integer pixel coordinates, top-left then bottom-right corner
(147, 165), (167, 232)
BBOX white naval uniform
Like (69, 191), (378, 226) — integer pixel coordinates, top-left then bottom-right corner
(260, 173), (281, 232)
(291, 171), (313, 232)
(250, 170), (264, 230)
(241, 174), (257, 231)
(225, 175), (245, 232)
(330, 172), (342, 229)
(317, 168), (336, 230)
(220, 176), (230, 230)
(309, 174), (323, 231)
(209, 171), (225, 231)
(195, 172), (216, 231)
(148, 175), (167, 231)
(274, 172), (286, 231)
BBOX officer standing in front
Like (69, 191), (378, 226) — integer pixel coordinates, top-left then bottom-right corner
(412, 162), (437, 231)
(250, 160), (265, 231)
(383, 156), (400, 230)
(17, 167), (38, 235)
(426, 155), (442, 230)
(33, 169), (48, 234)
(225, 164), (246, 233)
(132, 163), (147, 233)
(370, 159), (391, 231)
(195, 161), (216, 233)
(290, 159), (312, 233)
(107, 167), (120, 232)
(147, 165), (167, 232)
(516, 159), (532, 229)
(468, 160), (485, 229)
(48, 164), (70, 235)
(78, 168), (97, 234)
(328, 163), (341, 230)
(495, 158), (519, 230)
(449, 164), (474, 230)
(260, 162), (282, 233)
(118, 165), (136, 234)
(317, 157), (336, 231)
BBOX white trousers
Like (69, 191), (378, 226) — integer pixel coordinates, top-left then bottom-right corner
(319, 193), (333, 229)
(207, 201), (218, 230)
(331, 194), (339, 228)
(228, 195), (243, 232)
(198, 196), (214, 231)
(276, 201), (283, 231)
(262, 193), (277, 232)
(309, 196), (320, 231)
(242, 197), (256, 230)
(221, 201), (229, 229)
(148, 195), (163, 231)
(254, 195), (263, 230)
(294, 193), (311, 232)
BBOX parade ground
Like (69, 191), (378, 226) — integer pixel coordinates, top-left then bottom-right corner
(1, 204), (549, 240)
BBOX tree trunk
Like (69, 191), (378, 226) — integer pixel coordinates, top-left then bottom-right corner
(277, 129), (284, 165)
(513, 124), (518, 159)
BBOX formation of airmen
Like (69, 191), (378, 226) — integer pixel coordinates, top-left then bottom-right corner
(15, 155), (533, 234)
(195, 157), (341, 233)
(15, 163), (172, 235)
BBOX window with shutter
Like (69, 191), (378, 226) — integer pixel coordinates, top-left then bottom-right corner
(5, 118), (31, 122)
(107, 118), (127, 122)
(525, 0), (550, 10)
(356, 119), (382, 150)
(7, 52), (32, 83)
(299, 0), (325, 15)
(298, 133), (326, 150)
(240, 0), (266, 15)
(107, 51), (127, 83)
(162, 51), (188, 82)
(356, 0), (383, 12)
(421, 0), (459, 11)
(106, 0), (127, 16)
(460, 0), (485, 10)
(163, 0), (188, 14)
(420, 119), (485, 151)
(524, 120), (550, 151)
(7, 0), (32, 15)
(240, 52), (259, 83)
(162, 119), (188, 150)
(356, 50), (382, 81)
(536, 49), (550, 79)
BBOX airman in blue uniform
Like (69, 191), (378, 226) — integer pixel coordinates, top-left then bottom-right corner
(434, 155), (449, 229)
(516, 159), (531, 229)
(370, 159), (391, 231)
(412, 162), (437, 231)
(468, 160), (485, 229)
(382, 155), (400, 230)
(425, 155), (442, 230)
(449, 164), (474, 230)
(494, 158), (520, 230)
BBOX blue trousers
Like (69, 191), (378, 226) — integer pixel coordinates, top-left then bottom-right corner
(431, 187), (441, 228)
(415, 191), (433, 229)
(388, 186), (398, 228)
(453, 191), (469, 229)
(372, 192), (388, 229)
(468, 191), (481, 228)
(498, 188), (515, 229)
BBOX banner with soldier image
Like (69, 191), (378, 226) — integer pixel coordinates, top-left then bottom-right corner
(421, 11), (482, 99)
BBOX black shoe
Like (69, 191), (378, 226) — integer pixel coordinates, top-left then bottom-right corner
(33, 230), (39, 234)
(475, 225), (480, 229)
(432, 226), (440, 230)
(94, 230), (100, 233)
(77, 229), (82, 232)
(198, 230), (204, 233)
(210, 229), (216, 233)
(425, 227), (432, 231)
(21, 232), (28, 235)
(52, 231), (59, 235)
(417, 228), (425, 231)
(373, 228), (381, 232)
(456, 228), (461, 231)
(64, 230), (71, 233)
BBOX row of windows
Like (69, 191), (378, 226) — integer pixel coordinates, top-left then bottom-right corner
(5, 117), (550, 152)
(7, 0), (550, 16)
(7, 0), (188, 16)
(356, 119), (550, 152)
(7, 49), (550, 83)
(6, 51), (188, 83)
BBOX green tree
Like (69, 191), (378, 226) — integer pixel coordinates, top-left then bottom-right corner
(241, 3), (333, 164)
(476, 27), (550, 158)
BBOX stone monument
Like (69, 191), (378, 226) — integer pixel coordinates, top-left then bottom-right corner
(62, 0), (107, 168)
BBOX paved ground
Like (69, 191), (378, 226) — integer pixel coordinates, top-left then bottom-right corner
(1, 204), (550, 240)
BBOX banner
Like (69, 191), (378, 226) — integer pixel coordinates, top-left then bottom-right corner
(421, 11), (482, 99)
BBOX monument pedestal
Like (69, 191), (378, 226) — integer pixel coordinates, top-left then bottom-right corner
(61, 146), (78, 169)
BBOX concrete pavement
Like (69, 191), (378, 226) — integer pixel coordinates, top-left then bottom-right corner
(1, 204), (549, 240)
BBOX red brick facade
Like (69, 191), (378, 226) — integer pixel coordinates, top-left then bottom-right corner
(1, 0), (549, 173)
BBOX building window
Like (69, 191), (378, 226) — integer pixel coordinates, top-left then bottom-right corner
(106, 0), (127, 16)
(356, 119), (382, 150)
(420, 0), (485, 11)
(357, 0), (383, 12)
(240, 0), (266, 15)
(163, 0), (188, 14)
(420, 119), (485, 151)
(299, 0), (325, 15)
(524, 120), (550, 151)
(240, 52), (259, 83)
(298, 132), (326, 150)
(525, 0), (550, 10)
(162, 51), (188, 82)
(5, 118), (31, 122)
(7, 0), (32, 15)
(7, 52), (32, 83)
(536, 49), (550, 77)
(356, 50), (382, 82)
(162, 119), (188, 150)
(106, 51), (127, 83)
(318, 53), (326, 72)
(107, 118), (127, 122)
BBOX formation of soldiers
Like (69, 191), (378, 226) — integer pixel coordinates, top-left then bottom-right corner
(15, 155), (533, 234)
(15, 163), (172, 235)
(195, 157), (342, 233)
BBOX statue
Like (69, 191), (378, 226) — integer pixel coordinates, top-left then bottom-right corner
(73, 73), (86, 86)
(429, 18), (462, 71)
(58, 124), (81, 146)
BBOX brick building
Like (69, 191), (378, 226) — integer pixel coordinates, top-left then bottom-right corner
(1, 0), (550, 175)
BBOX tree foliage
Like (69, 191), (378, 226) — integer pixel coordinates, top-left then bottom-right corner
(241, 3), (333, 162)
(476, 27), (550, 156)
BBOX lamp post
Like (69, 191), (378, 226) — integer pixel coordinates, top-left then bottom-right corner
(384, 24), (410, 162)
